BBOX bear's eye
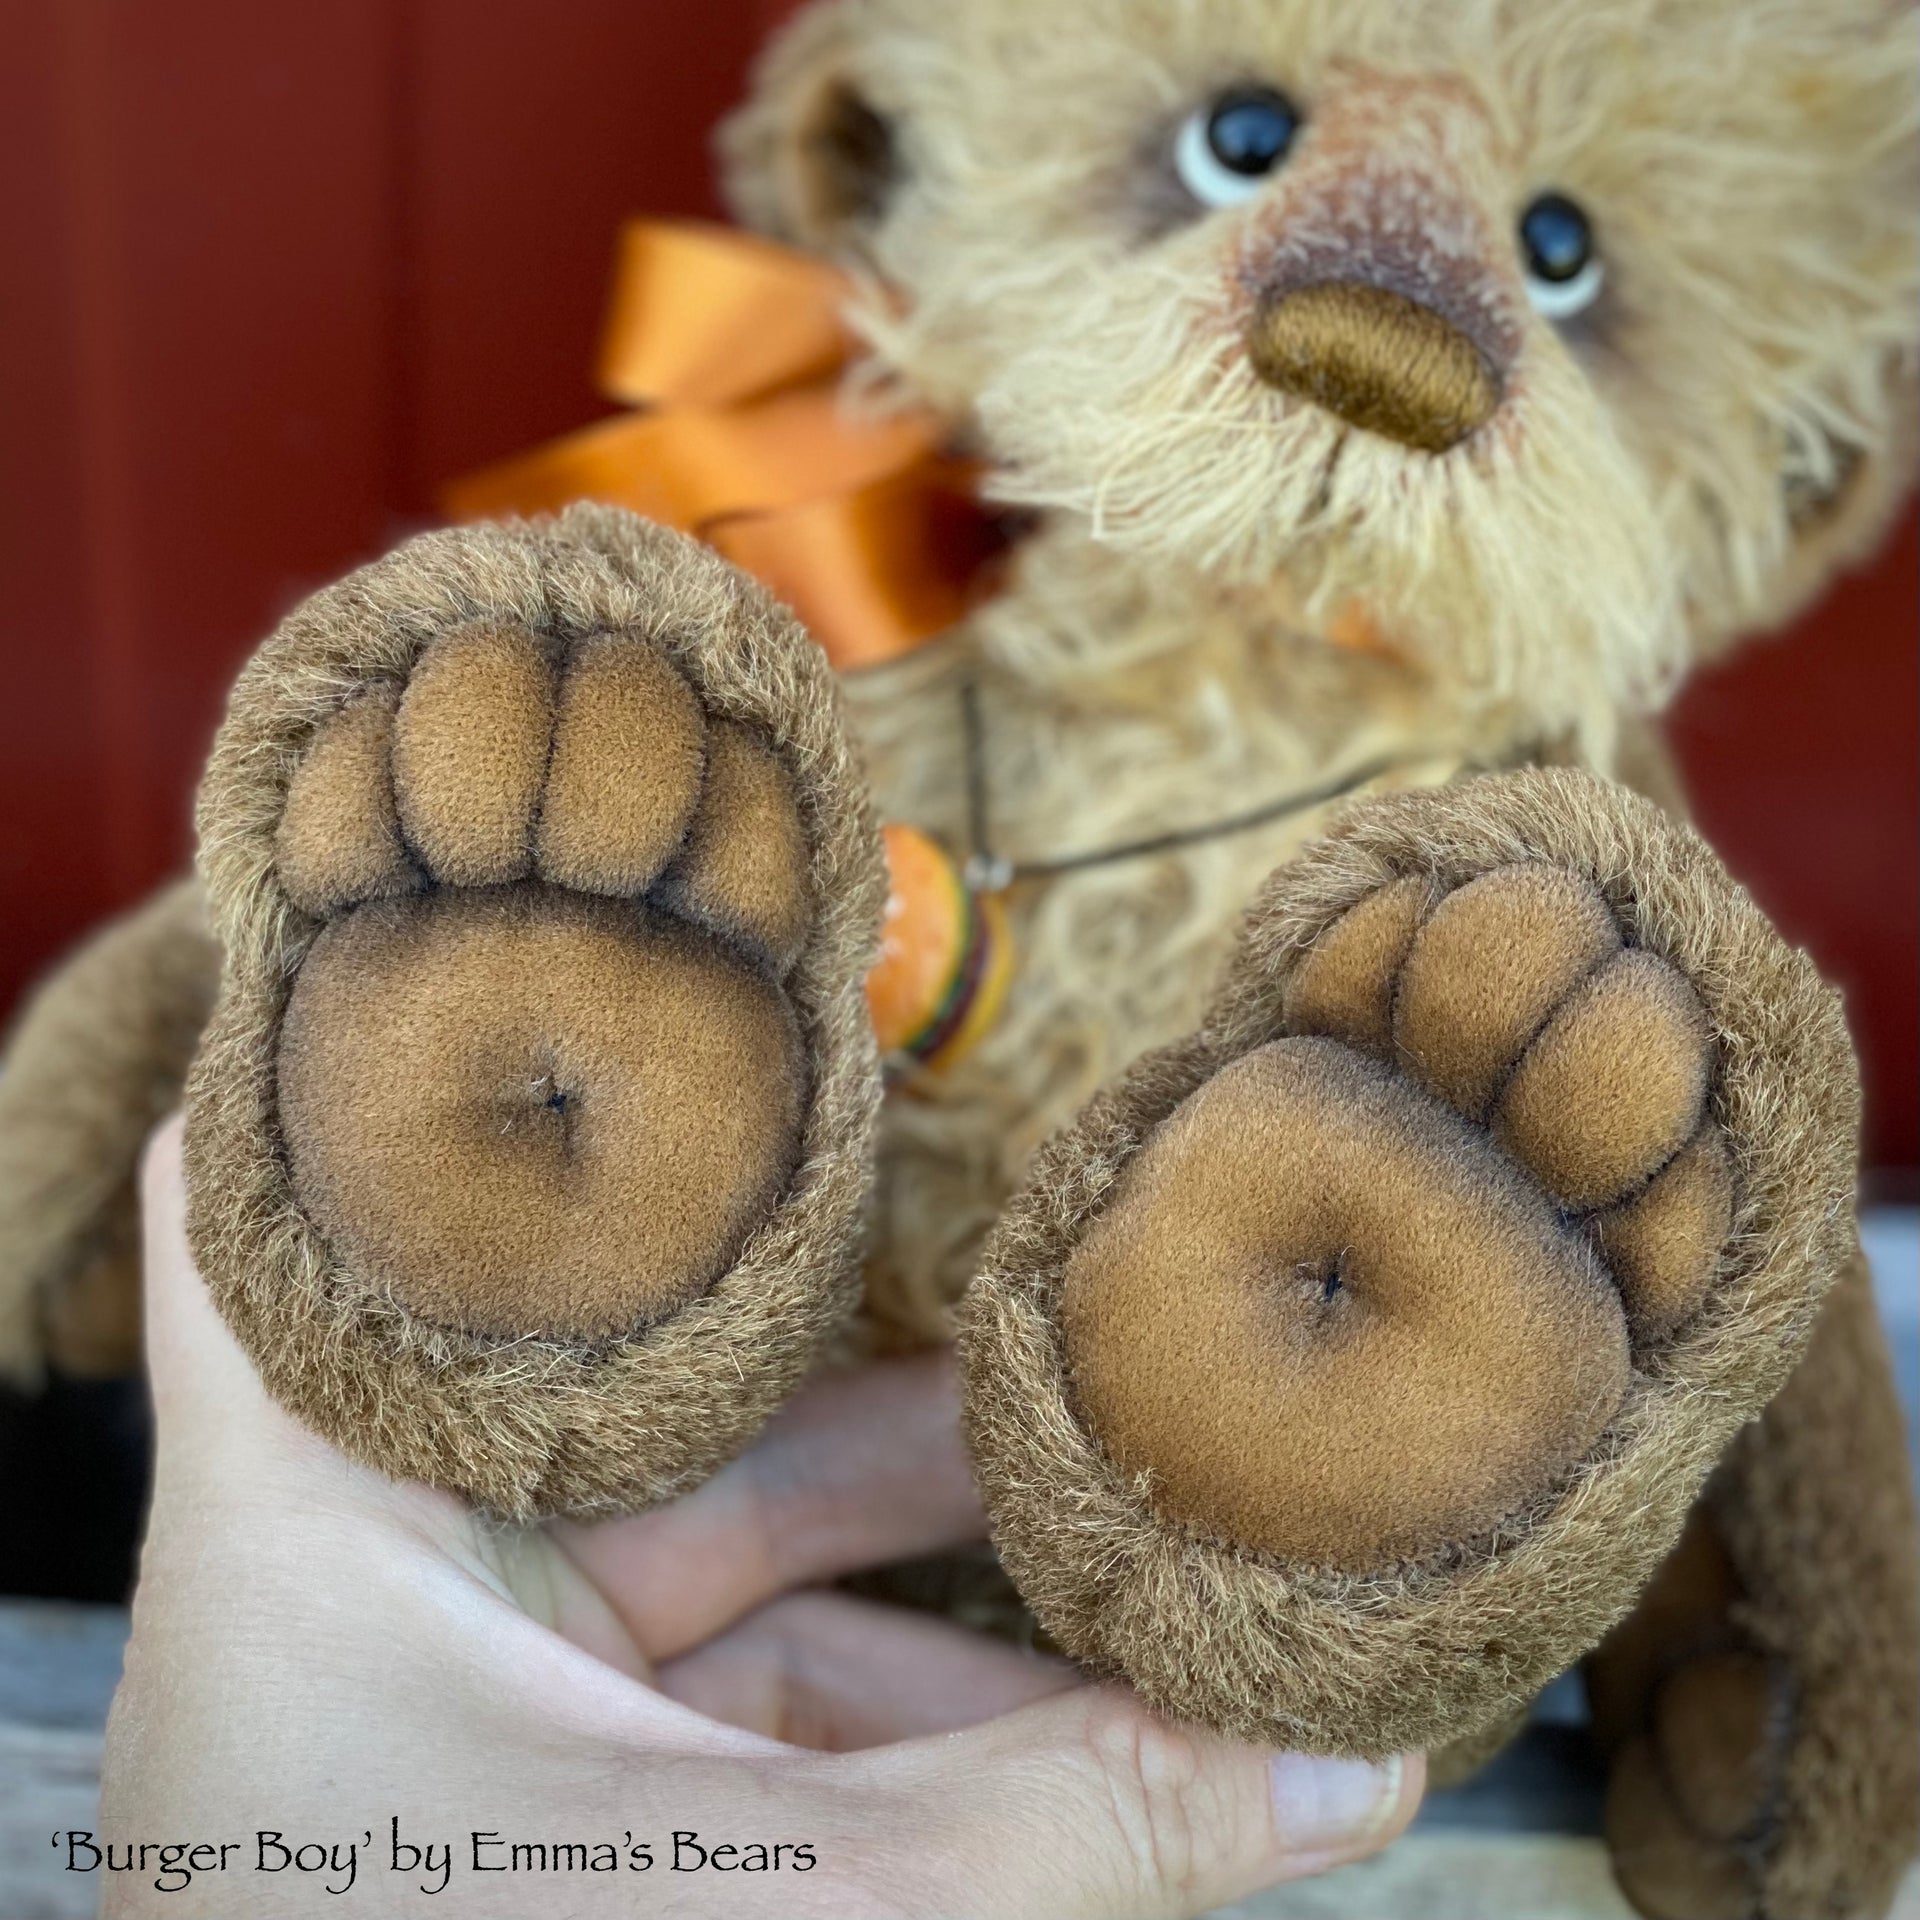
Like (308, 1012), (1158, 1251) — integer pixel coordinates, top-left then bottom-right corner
(1519, 193), (1605, 322)
(1175, 87), (1303, 209)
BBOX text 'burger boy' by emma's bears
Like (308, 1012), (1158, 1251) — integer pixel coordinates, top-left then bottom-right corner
(3, 4), (1917, 1917)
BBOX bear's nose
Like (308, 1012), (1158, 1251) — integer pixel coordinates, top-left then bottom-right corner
(1248, 282), (1501, 454)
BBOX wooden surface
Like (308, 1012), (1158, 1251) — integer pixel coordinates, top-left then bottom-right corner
(3, 1598), (1915, 1920)
(2, 1218), (1913, 1919)
(0, 1600), (124, 1920)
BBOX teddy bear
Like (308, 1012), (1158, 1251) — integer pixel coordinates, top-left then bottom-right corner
(2, 1), (1916, 1916)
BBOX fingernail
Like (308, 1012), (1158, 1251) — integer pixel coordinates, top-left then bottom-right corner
(1269, 1751), (1403, 1856)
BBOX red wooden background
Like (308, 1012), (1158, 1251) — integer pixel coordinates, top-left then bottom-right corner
(2, 1), (1915, 1179)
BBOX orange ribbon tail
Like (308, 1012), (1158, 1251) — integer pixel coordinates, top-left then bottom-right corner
(442, 220), (1001, 672)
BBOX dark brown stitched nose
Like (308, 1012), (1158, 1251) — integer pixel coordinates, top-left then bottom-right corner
(1248, 282), (1501, 454)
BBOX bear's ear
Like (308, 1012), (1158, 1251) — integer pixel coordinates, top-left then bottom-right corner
(1758, 359), (1920, 634)
(1732, 2), (1920, 640)
(719, 0), (901, 257)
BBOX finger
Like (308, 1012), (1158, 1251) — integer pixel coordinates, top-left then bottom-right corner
(656, 1589), (1080, 1750)
(140, 1114), (323, 1482)
(552, 1350), (985, 1661)
(139, 1115), (480, 1547)
(835, 1686), (1425, 1920)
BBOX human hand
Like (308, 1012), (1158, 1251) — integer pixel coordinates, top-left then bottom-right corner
(98, 1116), (1421, 1918)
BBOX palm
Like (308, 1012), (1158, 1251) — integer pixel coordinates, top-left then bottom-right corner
(454, 1354), (1077, 1748)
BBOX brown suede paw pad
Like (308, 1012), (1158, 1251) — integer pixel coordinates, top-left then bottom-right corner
(278, 887), (804, 1342)
(269, 612), (824, 1347)
(1062, 1036), (1629, 1571)
(1060, 856), (1728, 1574)
(1300, 860), (1728, 1342)
(275, 621), (815, 973)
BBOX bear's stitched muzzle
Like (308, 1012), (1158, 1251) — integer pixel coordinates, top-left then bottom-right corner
(1248, 281), (1502, 454)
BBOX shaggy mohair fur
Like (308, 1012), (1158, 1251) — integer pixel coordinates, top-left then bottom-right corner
(183, 506), (887, 1518)
(0, 881), (217, 1382)
(722, 0), (1920, 1339)
(0, 2), (1913, 1912)
(959, 768), (1860, 1758)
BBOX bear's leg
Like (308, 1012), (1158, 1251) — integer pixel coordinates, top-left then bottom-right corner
(185, 506), (886, 1518)
(1591, 1245), (1920, 1920)
(963, 770), (1860, 1760)
(0, 879), (217, 1382)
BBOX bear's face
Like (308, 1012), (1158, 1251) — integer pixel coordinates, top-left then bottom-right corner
(728, 0), (1916, 741)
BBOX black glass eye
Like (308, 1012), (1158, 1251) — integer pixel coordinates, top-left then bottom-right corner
(1205, 86), (1302, 177)
(1520, 193), (1596, 285)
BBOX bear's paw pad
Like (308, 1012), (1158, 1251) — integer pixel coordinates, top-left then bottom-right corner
(270, 619), (818, 1345)
(1063, 862), (1729, 1573)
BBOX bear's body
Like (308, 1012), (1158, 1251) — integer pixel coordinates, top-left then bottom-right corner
(2, 3), (1916, 1916)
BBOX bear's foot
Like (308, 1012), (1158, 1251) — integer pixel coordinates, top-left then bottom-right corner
(186, 506), (886, 1517)
(274, 621), (815, 1344)
(962, 770), (1859, 1757)
(1589, 1510), (1796, 1920)
(1590, 1246), (1920, 1920)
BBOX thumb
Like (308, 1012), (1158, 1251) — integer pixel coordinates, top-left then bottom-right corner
(138, 1112), (441, 1528)
(860, 1681), (1423, 1920)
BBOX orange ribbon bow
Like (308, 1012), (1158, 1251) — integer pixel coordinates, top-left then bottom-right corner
(443, 220), (1003, 672)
